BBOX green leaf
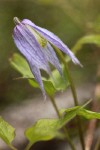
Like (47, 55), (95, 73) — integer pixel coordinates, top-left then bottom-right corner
(77, 108), (100, 119)
(25, 106), (100, 149)
(25, 119), (63, 143)
(9, 53), (33, 78)
(29, 79), (56, 96)
(72, 34), (100, 54)
(25, 106), (81, 149)
(0, 117), (16, 149)
(63, 106), (100, 120)
(10, 53), (69, 96)
(50, 65), (69, 90)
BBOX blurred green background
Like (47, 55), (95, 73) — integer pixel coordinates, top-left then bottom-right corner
(0, 0), (100, 106)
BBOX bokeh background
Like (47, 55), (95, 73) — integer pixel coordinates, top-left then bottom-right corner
(0, 0), (100, 149)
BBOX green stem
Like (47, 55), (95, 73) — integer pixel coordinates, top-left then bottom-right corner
(49, 96), (61, 118)
(49, 96), (76, 150)
(53, 46), (85, 150)
(25, 142), (33, 150)
(64, 64), (85, 150)
(9, 144), (18, 150)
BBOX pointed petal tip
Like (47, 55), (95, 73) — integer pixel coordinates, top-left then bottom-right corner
(72, 56), (83, 67)
(80, 63), (83, 68)
(40, 84), (48, 102)
(43, 93), (47, 102)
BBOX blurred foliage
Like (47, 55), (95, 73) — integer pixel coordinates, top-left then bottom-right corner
(0, 0), (100, 106)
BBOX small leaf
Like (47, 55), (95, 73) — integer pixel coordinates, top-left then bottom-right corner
(77, 108), (100, 119)
(63, 107), (100, 120)
(9, 53), (33, 78)
(25, 106), (81, 149)
(25, 119), (63, 143)
(50, 65), (69, 90)
(0, 117), (15, 148)
(25, 105), (100, 149)
(29, 79), (56, 96)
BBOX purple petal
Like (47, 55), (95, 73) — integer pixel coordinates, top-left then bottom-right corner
(43, 42), (62, 75)
(29, 64), (46, 100)
(13, 24), (51, 73)
(13, 22), (52, 99)
(22, 19), (81, 66)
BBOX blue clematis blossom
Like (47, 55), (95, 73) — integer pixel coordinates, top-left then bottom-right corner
(13, 17), (81, 99)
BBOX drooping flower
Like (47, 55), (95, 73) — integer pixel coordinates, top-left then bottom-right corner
(13, 17), (81, 99)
